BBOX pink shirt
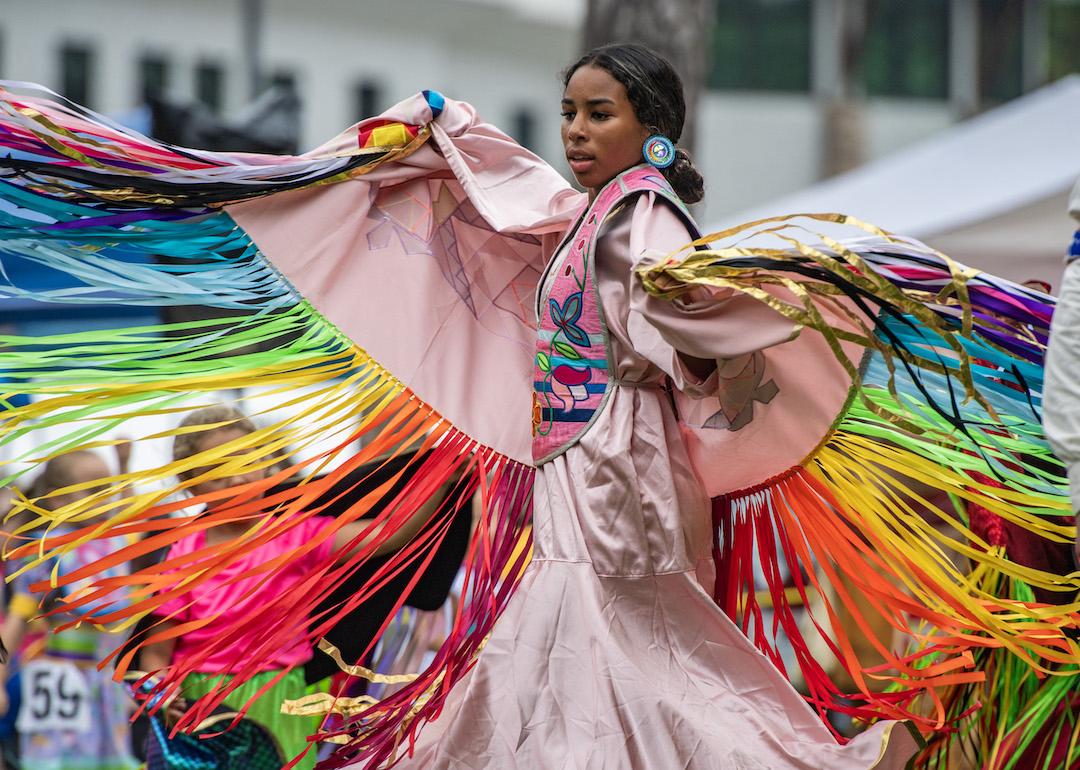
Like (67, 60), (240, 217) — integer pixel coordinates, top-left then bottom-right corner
(156, 516), (336, 673)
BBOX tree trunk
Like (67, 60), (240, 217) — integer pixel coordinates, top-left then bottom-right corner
(583, 0), (711, 154)
(822, 0), (868, 176)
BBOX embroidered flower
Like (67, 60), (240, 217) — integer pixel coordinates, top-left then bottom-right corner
(548, 292), (590, 348)
(550, 364), (592, 411)
(531, 391), (543, 435)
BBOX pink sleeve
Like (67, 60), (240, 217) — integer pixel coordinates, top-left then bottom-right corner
(153, 534), (201, 623)
(617, 194), (799, 395)
(296, 516), (337, 567)
(154, 518), (335, 621)
(264, 516), (338, 568)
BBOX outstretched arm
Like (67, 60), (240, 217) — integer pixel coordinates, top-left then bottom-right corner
(138, 620), (191, 722)
(332, 479), (454, 560)
(140, 620), (178, 674)
(600, 193), (799, 396)
(626, 198), (799, 364)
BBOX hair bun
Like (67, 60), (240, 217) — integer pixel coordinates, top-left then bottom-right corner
(663, 147), (704, 205)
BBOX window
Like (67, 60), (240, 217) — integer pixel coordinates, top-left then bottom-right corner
(196, 61), (225, 112)
(59, 43), (95, 107)
(138, 53), (170, 103)
(979, 0), (1024, 102)
(710, 0), (812, 92)
(268, 70), (297, 93)
(510, 107), (537, 152)
(353, 79), (383, 120)
(863, 0), (949, 98)
(1048, 0), (1080, 81)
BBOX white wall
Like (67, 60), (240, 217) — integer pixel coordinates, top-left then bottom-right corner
(696, 92), (824, 223)
(696, 92), (954, 223)
(863, 98), (955, 159)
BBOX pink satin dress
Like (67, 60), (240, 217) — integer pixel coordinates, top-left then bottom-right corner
(365, 193), (919, 769)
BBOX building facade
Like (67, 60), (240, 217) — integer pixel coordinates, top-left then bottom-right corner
(1, 0), (1076, 221)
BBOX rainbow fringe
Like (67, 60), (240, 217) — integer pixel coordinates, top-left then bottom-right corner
(643, 216), (1080, 766)
(0, 82), (529, 767)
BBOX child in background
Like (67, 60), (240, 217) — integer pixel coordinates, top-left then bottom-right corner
(0, 486), (16, 770)
(0, 448), (138, 770)
(139, 406), (447, 769)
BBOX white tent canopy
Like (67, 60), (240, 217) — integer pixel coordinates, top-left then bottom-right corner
(708, 75), (1080, 289)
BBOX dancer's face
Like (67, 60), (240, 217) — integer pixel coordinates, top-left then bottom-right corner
(561, 65), (650, 200)
(186, 427), (268, 508)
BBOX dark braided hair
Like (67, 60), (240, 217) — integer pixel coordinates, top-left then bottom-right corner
(563, 43), (704, 205)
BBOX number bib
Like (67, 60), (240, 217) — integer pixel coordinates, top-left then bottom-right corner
(17, 658), (92, 734)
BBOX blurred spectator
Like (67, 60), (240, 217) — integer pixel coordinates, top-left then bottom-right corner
(138, 405), (451, 769)
(0, 448), (138, 770)
(1043, 177), (1080, 564)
